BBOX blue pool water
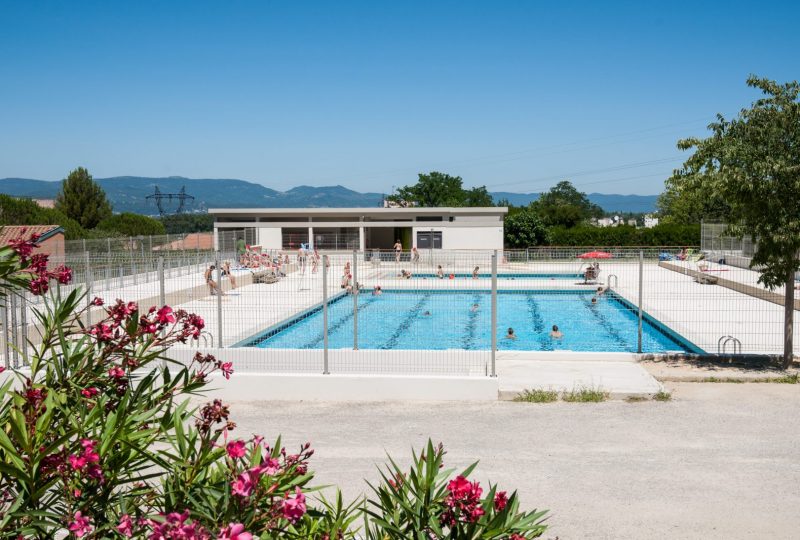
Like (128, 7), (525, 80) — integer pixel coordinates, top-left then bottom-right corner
(241, 290), (701, 353)
(411, 273), (582, 279)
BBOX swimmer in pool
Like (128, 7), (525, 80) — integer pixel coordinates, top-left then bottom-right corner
(470, 303), (479, 312)
(550, 325), (563, 339)
(505, 327), (517, 340)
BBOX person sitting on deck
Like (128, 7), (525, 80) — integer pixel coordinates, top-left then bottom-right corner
(221, 262), (237, 289)
(372, 285), (383, 296)
(205, 265), (225, 296)
(472, 266), (480, 279)
(341, 273), (352, 289)
(436, 265), (444, 279)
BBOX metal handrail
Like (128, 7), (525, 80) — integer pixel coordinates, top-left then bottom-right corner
(717, 335), (742, 354)
(607, 274), (619, 288)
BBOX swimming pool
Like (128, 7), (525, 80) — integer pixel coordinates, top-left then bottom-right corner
(410, 273), (583, 279)
(240, 290), (701, 353)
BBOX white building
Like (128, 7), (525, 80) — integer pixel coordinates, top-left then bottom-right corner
(209, 207), (507, 252)
(643, 214), (659, 228)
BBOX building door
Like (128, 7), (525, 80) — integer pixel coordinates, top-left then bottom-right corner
(416, 231), (442, 249)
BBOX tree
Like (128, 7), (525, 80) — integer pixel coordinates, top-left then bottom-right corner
(55, 167), (112, 229)
(657, 175), (731, 224)
(529, 180), (603, 228)
(96, 212), (166, 236)
(389, 172), (493, 207)
(504, 209), (549, 248)
(0, 194), (87, 239)
(160, 213), (214, 234)
(669, 75), (800, 367)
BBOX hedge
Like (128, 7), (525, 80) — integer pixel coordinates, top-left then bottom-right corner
(545, 224), (700, 247)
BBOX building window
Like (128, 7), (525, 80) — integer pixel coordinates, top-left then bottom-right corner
(416, 231), (442, 249)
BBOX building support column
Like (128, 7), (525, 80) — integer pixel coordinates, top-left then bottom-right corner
(359, 226), (365, 252)
(308, 226), (314, 249)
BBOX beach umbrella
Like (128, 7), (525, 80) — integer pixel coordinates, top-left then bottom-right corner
(577, 251), (613, 259)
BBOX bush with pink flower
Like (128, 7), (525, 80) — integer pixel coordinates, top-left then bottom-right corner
(0, 233), (549, 539)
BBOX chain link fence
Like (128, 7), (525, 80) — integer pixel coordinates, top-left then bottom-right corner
(3, 246), (798, 371)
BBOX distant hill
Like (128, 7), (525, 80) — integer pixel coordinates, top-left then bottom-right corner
(0, 176), (658, 214)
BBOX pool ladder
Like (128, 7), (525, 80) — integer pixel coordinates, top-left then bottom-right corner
(607, 274), (619, 289)
(717, 335), (742, 354)
(190, 332), (215, 348)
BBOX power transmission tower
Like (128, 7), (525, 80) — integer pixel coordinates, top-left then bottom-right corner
(145, 185), (196, 216)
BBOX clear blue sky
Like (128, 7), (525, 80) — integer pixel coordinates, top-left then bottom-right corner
(1, 0), (797, 195)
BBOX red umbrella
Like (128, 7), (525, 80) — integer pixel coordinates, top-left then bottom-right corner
(577, 251), (613, 259)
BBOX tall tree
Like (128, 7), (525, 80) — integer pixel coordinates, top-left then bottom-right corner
(55, 167), (112, 229)
(504, 209), (548, 248)
(657, 174), (731, 224)
(669, 75), (800, 367)
(529, 180), (602, 227)
(389, 172), (492, 207)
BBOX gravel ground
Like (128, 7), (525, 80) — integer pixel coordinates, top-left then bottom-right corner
(226, 382), (799, 539)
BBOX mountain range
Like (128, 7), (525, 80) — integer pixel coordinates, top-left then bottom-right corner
(0, 176), (659, 214)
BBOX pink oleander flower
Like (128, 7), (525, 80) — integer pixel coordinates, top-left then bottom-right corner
(53, 264), (72, 284)
(494, 490), (508, 512)
(29, 253), (49, 272)
(117, 514), (133, 537)
(81, 387), (99, 398)
(29, 275), (49, 295)
(91, 297), (104, 306)
(149, 510), (210, 540)
(0, 366), (5, 374)
(220, 362), (233, 379)
(231, 471), (256, 498)
(226, 440), (247, 459)
(68, 511), (92, 537)
(157, 305), (176, 325)
(257, 457), (281, 476)
(108, 366), (126, 379)
(92, 323), (115, 341)
(8, 232), (40, 262)
(68, 454), (87, 470)
(218, 523), (252, 540)
(282, 487), (307, 523)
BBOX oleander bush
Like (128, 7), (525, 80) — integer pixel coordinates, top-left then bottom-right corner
(0, 232), (549, 539)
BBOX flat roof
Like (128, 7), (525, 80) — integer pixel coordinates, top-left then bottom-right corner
(208, 207), (507, 216)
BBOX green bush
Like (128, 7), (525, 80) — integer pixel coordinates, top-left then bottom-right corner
(0, 233), (550, 539)
(546, 224), (700, 246)
(160, 213), (214, 234)
(0, 194), (87, 239)
(96, 212), (166, 236)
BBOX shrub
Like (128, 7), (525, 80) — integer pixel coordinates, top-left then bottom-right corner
(561, 387), (609, 402)
(546, 224), (700, 247)
(513, 389), (559, 403)
(0, 232), (550, 539)
(96, 212), (167, 236)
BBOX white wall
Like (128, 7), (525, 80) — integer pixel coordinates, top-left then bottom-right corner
(437, 226), (504, 250)
(257, 227), (283, 249)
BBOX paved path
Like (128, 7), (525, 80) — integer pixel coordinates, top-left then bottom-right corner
(227, 383), (800, 540)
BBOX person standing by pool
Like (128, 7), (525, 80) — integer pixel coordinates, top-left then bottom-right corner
(436, 265), (444, 279)
(221, 261), (237, 289)
(393, 240), (403, 262)
(411, 247), (420, 263)
(236, 237), (246, 259)
(472, 266), (480, 279)
(550, 325), (563, 339)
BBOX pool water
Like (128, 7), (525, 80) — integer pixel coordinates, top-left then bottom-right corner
(243, 290), (700, 353)
(410, 273), (582, 279)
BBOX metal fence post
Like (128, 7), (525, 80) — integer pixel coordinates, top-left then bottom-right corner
(352, 249), (358, 350)
(10, 294), (19, 368)
(1, 301), (9, 369)
(19, 291), (28, 366)
(637, 250), (644, 354)
(215, 252), (223, 347)
(84, 251), (92, 324)
(491, 250), (498, 377)
(322, 254), (329, 374)
(158, 257), (165, 307)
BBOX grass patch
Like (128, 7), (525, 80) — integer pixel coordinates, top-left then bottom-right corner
(760, 373), (799, 384)
(562, 387), (609, 403)
(625, 396), (648, 403)
(653, 391), (672, 402)
(514, 389), (559, 403)
(701, 377), (745, 383)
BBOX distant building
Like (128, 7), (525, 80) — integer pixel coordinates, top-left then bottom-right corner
(33, 199), (56, 209)
(209, 207), (507, 251)
(0, 225), (65, 258)
(643, 214), (659, 228)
